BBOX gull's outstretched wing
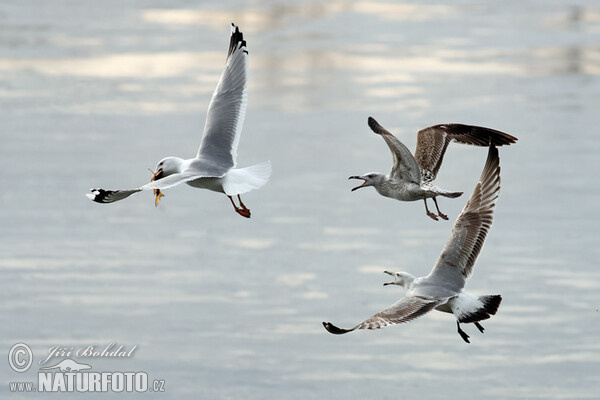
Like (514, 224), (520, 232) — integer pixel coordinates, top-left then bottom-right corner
(427, 144), (501, 290)
(367, 117), (421, 184)
(86, 172), (205, 204)
(323, 296), (443, 334)
(196, 23), (248, 170)
(414, 124), (516, 183)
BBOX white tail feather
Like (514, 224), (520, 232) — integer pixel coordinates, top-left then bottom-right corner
(222, 161), (272, 195)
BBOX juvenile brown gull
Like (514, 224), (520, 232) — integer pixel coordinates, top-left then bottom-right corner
(325, 143), (502, 343)
(349, 117), (516, 220)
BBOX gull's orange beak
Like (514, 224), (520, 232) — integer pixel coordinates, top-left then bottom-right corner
(149, 168), (165, 207)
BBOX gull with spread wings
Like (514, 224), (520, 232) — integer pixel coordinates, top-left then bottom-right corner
(87, 24), (271, 218)
(325, 143), (502, 343)
(349, 117), (516, 220)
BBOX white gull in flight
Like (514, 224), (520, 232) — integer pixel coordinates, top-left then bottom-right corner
(87, 24), (271, 218)
(349, 117), (516, 220)
(325, 143), (502, 343)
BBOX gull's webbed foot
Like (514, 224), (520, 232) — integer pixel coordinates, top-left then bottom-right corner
(229, 195), (251, 218)
(235, 208), (251, 218)
(427, 211), (439, 221)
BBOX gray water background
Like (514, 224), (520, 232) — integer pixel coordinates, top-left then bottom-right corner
(1, 1), (599, 399)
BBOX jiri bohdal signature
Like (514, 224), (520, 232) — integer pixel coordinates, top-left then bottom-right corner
(39, 343), (137, 365)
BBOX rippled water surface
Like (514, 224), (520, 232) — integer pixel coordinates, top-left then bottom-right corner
(1, 1), (599, 399)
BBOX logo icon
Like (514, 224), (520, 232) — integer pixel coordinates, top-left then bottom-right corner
(39, 358), (92, 372)
(8, 343), (33, 373)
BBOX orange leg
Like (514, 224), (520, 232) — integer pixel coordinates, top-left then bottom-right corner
(228, 195), (251, 218)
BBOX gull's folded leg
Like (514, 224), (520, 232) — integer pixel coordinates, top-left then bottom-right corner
(433, 197), (448, 220)
(228, 195), (251, 218)
(474, 321), (485, 333)
(457, 321), (470, 343)
(424, 198), (439, 221)
(237, 195), (250, 212)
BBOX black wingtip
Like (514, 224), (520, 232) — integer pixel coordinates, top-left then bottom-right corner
(228, 23), (246, 57)
(86, 188), (110, 203)
(475, 126), (517, 146)
(488, 130), (517, 146)
(367, 116), (385, 135)
(472, 125), (518, 146)
(433, 124), (518, 147)
(322, 322), (352, 335)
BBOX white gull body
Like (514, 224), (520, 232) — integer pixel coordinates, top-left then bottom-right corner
(325, 144), (502, 343)
(350, 116), (516, 220)
(86, 24), (271, 218)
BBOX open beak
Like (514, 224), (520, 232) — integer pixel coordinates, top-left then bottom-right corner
(149, 168), (165, 207)
(383, 270), (394, 286)
(349, 176), (367, 192)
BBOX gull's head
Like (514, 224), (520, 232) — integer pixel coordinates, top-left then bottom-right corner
(383, 271), (414, 288)
(348, 173), (383, 191)
(152, 157), (183, 181)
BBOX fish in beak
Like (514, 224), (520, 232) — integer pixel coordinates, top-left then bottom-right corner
(149, 168), (165, 207)
(348, 176), (368, 191)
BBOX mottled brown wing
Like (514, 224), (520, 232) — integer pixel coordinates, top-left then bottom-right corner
(429, 144), (500, 288)
(414, 124), (515, 182)
(323, 296), (443, 334)
(367, 117), (421, 184)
